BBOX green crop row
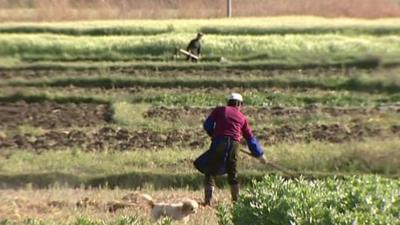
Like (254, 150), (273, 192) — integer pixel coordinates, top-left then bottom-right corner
(4, 23), (400, 36)
(1, 17), (400, 36)
(0, 33), (399, 63)
(226, 175), (400, 225)
(131, 91), (400, 107)
(1, 88), (399, 107)
(200, 25), (400, 36)
(4, 73), (400, 94)
(0, 25), (173, 36)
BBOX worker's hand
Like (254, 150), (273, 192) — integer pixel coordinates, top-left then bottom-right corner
(257, 155), (267, 164)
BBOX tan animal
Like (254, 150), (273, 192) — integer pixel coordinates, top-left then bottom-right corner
(0, 131), (6, 141)
(106, 201), (136, 212)
(123, 193), (198, 223)
(121, 192), (141, 202)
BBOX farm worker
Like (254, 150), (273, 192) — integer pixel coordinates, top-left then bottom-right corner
(194, 93), (266, 206)
(186, 32), (203, 61)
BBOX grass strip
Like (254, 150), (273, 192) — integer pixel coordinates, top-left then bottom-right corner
(0, 92), (109, 104)
(5, 75), (400, 94)
(0, 25), (173, 36)
(0, 139), (399, 188)
(1, 17), (400, 36)
(0, 89), (399, 107)
(200, 25), (400, 36)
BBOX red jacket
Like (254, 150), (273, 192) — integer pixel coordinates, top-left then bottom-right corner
(205, 106), (253, 142)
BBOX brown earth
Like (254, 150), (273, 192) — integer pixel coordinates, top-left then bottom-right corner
(0, 69), (103, 80)
(0, 101), (111, 130)
(0, 102), (398, 151)
(0, 123), (398, 152)
(0, 68), (361, 80)
(0, 127), (206, 151)
(0, 189), (218, 224)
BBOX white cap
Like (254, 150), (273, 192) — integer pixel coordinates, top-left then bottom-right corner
(228, 93), (243, 102)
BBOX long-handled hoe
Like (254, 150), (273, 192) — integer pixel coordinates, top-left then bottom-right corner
(240, 148), (300, 178)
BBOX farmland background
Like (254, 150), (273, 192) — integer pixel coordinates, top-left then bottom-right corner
(1, 0), (400, 21)
(0, 1), (400, 225)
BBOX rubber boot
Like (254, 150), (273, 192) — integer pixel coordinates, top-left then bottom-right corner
(204, 185), (214, 206)
(230, 184), (239, 203)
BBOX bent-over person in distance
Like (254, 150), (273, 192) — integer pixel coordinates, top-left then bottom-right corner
(186, 32), (203, 62)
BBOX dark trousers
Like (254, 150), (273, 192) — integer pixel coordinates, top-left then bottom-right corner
(204, 137), (239, 186)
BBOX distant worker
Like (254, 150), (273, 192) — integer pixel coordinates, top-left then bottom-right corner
(186, 32), (203, 62)
(194, 93), (267, 206)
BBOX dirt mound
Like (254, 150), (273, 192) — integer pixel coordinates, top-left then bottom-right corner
(0, 127), (207, 151)
(0, 123), (396, 152)
(0, 69), (107, 80)
(257, 123), (384, 144)
(0, 102), (111, 129)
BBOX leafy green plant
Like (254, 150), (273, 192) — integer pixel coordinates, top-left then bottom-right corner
(231, 175), (400, 225)
(157, 218), (174, 225)
(23, 219), (47, 225)
(73, 217), (146, 225)
(112, 217), (144, 225)
(0, 220), (13, 225)
(216, 203), (233, 225)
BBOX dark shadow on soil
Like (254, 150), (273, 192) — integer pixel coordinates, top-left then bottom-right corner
(0, 171), (266, 190)
(0, 172), (83, 189)
(1, 171), (398, 190)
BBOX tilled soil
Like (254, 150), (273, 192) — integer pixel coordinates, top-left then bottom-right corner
(0, 127), (205, 151)
(0, 68), (364, 80)
(0, 102), (111, 129)
(1, 123), (398, 152)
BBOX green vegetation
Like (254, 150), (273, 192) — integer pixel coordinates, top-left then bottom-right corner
(1, 88), (399, 108)
(0, 17), (400, 69)
(0, 25), (173, 36)
(130, 90), (400, 107)
(1, 22), (400, 38)
(1, 17), (400, 35)
(200, 25), (400, 36)
(0, 92), (108, 104)
(1, 139), (399, 189)
(0, 33), (399, 63)
(4, 72), (400, 92)
(229, 175), (400, 225)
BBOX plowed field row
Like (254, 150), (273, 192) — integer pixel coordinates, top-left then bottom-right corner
(1, 123), (399, 151)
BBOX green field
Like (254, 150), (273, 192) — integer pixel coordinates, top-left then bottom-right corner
(1, 17), (400, 67)
(0, 17), (399, 225)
